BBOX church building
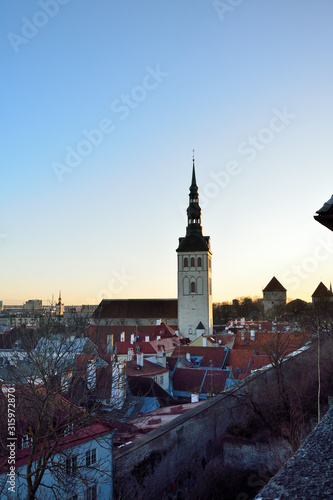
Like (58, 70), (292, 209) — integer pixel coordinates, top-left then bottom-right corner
(176, 161), (213, 339)
(91, 161), (213, 341)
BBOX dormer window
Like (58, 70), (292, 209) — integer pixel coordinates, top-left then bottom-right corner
(135, 345), (140, 353)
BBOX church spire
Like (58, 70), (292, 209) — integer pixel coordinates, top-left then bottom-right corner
(186, 160), (202, 237)
(176, 159), (211, 253)
(191, 155), (197, 188)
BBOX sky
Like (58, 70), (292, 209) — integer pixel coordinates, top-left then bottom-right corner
(1, 0), (333, 306)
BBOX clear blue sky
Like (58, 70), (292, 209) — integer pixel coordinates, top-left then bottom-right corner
(1, 0), (333, 305)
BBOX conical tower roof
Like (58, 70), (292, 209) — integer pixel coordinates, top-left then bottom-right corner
(263, 277), (286, 292)
(312, 282), (333, 298)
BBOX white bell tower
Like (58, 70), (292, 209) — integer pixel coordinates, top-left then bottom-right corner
(176, 160), (213, 339)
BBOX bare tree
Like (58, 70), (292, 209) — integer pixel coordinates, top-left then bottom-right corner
(0, 324), (130, 499)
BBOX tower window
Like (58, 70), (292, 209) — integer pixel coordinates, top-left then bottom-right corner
(190, 257), (195, 267)
(198, 257), (202, 267)
(184, 257), (188, 267)
(191, 281), (196, 293)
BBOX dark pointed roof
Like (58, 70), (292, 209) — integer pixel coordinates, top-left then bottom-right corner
(191, 163), (197, 189)
(312, 282), (333, 298)
(196, 322), (205, 330)
(177, 161), (211, 253)
(263, 277), (286, 292)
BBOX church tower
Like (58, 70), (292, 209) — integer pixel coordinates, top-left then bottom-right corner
(176, 160), (213, 339)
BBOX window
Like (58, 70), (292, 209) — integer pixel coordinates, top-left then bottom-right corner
(86, 448), (97, 467)
(160, 375), (164, 385)
(191, 281), (196, 293)
(190, 257), (195, 267)
(135, 345), (140, 353)
(66, 456), (77, 475)
(184, 257), (188, 267)
(197, 277), (203, 295)
(84, 485), (97, 500)
(183, 277), (189, 295)
(21, 434), (32, 449)
(198, 257), (202, 267)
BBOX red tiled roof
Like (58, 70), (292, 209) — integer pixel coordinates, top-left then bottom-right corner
(172, 368), (229, 394)
(171, 346), (228, 368)
(116, 341), (156, 355)
(263, 277), (286, 292)
(166, 356), (193, 372)
(85, 323), (179, 351)
(248, 354), (271, 371)
(91, 299), (178, 320)
(226, 349), (255, 375)
(126, 359), (169, 377)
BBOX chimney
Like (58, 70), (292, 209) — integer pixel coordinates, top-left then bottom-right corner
(156, 335), (161, 340)
(250, 330), (256, 341)
(156, 319), (161, 325)
(241, 317), (245, 326)
(145, 336), (150, 342)
(120, 332), (125, 342)
(186, 352), (191, 362)
(130, 334), (135, 344)
(127, 348), (133, 361)
(202, 337), (207, 347)
(191, 393), (199, 403)
(175, 330), (179, 336)
(136, 353), (143, 367)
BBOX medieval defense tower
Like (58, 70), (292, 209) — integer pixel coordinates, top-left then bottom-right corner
(176, 161), (213, 339)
